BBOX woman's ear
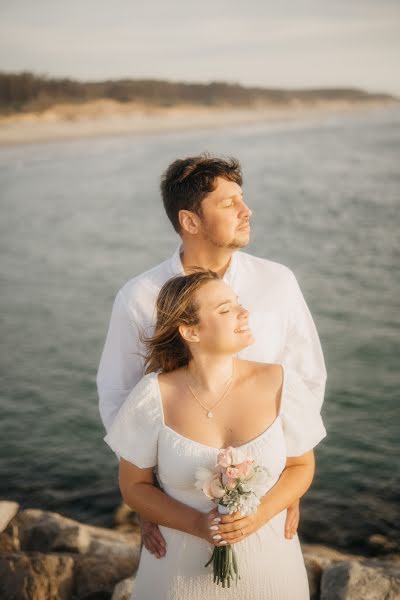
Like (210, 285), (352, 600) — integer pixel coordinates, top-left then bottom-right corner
(178, 209), (200, 235)
(179, 324), (200, 344)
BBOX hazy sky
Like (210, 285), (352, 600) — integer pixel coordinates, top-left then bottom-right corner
(1, 0), (399, 94)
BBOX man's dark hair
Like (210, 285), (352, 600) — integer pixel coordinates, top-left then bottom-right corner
(160, 153), (243, 234)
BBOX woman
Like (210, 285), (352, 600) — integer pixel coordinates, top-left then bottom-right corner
(104, 269), (327, 599)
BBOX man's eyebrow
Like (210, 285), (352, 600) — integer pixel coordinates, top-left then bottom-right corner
(218, 192), (243, 202)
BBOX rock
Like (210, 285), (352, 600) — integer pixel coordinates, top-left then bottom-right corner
(321, 559), (400, 600)
(111, 576), (135, 600)
(303, 543), (362, 600)
(303, 543), (361, 562)
(0, 552), (74, 600)
(0, 523), (20, 553)
(114, 502), (140, 534)
(0, 501), (19, 532)
(15, 509), (141, 558)
(73, 554), (137, 599)
(367, 534), (400, 555)
(304, 555), (323, 600)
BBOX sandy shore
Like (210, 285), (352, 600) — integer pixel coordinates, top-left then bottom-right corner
(0, 99), (397, 146)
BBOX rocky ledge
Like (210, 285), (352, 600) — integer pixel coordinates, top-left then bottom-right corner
(0, 500), (399, 600)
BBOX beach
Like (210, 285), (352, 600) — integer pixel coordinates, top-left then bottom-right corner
(0, 98), (397, 145)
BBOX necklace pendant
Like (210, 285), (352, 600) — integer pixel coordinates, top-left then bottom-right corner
(207, 411), (213, 418)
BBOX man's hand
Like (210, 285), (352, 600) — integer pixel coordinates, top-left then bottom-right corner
(139, 517), (166, 559)
(284, 499), (300, 539)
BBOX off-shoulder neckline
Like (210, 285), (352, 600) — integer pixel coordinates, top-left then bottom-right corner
(151, 363), (287, 452)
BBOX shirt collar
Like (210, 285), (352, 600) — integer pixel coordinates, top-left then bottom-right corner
(168, 241), (238, 285)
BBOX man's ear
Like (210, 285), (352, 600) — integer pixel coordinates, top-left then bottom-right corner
(179, 324), (200, 344)
(179, 210), (200, 235)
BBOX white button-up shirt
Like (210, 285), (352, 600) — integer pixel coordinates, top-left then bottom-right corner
(97, 243), (327, 433)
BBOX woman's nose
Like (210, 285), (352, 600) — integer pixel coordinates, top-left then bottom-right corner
(238, 304), (249, 319)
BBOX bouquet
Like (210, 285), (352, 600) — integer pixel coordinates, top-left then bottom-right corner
(195, 446), (271, 588)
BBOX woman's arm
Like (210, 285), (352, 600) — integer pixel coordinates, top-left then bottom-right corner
(260, 451), (315, 522)
(118, 458), (219, 544)
(213, 450), (315, 545)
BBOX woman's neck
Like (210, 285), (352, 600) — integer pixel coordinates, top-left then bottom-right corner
(186, 355), (236, 394)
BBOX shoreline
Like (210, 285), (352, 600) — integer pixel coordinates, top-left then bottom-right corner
(0, 99), (397, 146)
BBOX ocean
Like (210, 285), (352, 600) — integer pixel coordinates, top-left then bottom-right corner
(0, 105), (399, 554)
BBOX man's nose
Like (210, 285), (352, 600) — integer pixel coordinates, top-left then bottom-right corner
(238, 200), (252, 218)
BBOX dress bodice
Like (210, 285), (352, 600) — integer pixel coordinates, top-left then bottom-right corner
(104, 367), (327, 512)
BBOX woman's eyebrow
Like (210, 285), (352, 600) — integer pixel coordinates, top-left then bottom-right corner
(215, 299), (231, 308)
(215, 295), (239, 308)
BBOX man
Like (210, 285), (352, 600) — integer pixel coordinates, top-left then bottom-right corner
(97, 153), (327, 559)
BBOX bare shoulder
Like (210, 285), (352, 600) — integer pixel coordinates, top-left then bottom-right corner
(237, 359), (283, 392)
(157, 368), (184, 395)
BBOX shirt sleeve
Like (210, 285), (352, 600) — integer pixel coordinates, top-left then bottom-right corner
(282, 269), (327, 413)
(280, 366), (327, 457)
(96, 290), (145, 433)
(103, 373), (162, 468)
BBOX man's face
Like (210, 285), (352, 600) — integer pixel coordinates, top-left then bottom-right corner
(197, 177), (252, 249)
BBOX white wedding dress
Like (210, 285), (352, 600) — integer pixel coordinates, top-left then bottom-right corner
(104, 366), (327, 600)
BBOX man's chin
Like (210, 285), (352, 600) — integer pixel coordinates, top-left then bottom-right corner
(227, 233), (250, 250)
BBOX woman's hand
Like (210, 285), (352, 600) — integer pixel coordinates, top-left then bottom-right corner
(195, 506), (266, 546)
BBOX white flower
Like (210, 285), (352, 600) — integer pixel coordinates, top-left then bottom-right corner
(238, 493), (260, 516)
(194, 466), (215, 490)
(247, 466), (271, 498)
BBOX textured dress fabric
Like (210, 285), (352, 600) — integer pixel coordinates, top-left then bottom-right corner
(104, 366), (327, 600)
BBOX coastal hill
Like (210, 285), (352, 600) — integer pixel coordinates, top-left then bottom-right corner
(0, 71), (396, 115)
(0, 72), (398, 145)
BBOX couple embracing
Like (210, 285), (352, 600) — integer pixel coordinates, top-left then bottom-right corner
(97, 154), (327, 599)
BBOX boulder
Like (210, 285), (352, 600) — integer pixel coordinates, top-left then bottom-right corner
(14, 509), (141, 559)
(321, 559), (400, 600)
(303, 543), (361, 600)
(0, 552), (74, 600)
(367, 534), (400, 556)
(0, 501), (19, 532)
(0, 523), (20, 553)
(73, 554), (136, 599)
(111, 576), (135, 600)
(114, 502), (140, 534)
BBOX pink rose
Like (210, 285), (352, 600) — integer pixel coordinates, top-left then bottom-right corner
(217, 447), (234, 468)
(222, 472), (237, 490)
(236, 459), (255, 479)
(226, 466), (240, 479)
(202, 474), (225, 499)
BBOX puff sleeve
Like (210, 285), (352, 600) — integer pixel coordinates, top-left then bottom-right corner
(280, 366), (327, 457)
(103, 372), (162, 468)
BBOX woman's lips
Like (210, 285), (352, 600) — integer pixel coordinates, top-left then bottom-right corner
(234, 325), (250, 333)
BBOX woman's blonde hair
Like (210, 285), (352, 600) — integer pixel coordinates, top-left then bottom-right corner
(141, 269), (220, 374)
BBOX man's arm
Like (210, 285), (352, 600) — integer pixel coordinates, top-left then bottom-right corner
(280, 269), (326, 538)
(96, 290), (144, 433)
(282, 269), (327, 412)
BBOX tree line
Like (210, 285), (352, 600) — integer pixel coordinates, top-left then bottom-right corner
(0, 71), (393, 114)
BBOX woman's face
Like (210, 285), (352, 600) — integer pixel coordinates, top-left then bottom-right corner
(191, 279), (254, 354)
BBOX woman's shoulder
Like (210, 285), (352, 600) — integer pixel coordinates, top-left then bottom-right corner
(237, 359), (283, 390)
(124, 371), (160, 413)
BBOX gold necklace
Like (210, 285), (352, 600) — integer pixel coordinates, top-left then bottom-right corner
(184, 362), (235, 419)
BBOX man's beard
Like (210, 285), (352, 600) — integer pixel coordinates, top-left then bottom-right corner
(201, 220), (249, 250)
